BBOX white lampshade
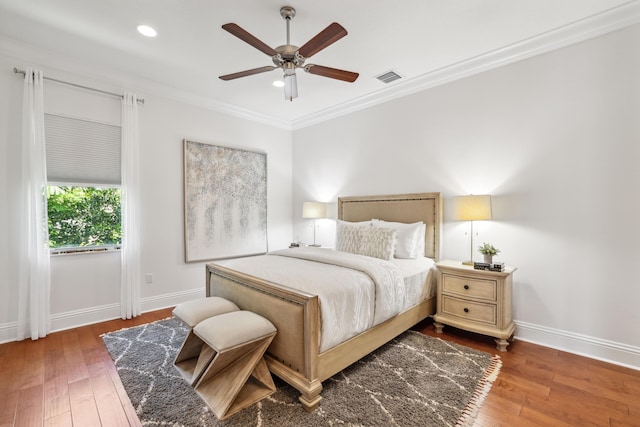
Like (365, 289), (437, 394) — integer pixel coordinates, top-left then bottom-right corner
(454, 195), (492, 221)
(302, 202), (327, 219)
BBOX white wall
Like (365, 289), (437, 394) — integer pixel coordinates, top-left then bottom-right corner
(0, 49), (292, 340)
(1, 23), (639, 370)
(292, 24), (640, 369)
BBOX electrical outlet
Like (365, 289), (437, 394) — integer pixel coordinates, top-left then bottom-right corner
(145, 273), (153, 284)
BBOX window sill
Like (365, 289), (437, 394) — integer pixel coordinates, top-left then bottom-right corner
(50, 245), (121, 256)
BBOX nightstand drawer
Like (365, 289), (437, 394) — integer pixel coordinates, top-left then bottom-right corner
(441, 296), (496, 325)
(442, 274), (497, 302)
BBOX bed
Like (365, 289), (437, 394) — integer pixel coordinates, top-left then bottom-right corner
(205, 192), (441, 411)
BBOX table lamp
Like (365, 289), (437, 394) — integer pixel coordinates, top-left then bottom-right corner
(302, 201), (327, 247)
(454, 195), (492, 265)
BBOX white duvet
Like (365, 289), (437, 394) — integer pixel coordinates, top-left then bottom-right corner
(215, 247), (433, 352)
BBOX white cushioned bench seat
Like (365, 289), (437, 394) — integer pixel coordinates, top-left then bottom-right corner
(193, 310), (277, 420)
(172, 297), (239, 327)
(172, 297), (239, 384)
(194, 310), (276, 351)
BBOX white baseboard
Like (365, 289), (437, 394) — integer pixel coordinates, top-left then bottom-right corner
(2, 301), (639, 371)
(0, 288), (204, 344)
(514, 320), (640, 371)
(0, 322), (17, 345)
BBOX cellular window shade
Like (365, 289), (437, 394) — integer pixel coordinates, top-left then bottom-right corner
(45, 113), (121, 185)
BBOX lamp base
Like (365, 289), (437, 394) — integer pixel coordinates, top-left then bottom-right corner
(462, 260), (474, 266)
(309, 244), (321, 247)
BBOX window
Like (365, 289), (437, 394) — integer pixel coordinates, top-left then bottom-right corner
(44, 114), (121, 254)
(47, 186), (121, 252)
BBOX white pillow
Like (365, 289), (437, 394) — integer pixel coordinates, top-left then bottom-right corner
(415, 223), (426, 257)
(372, 220), (424, 259)
(335, 221), (396, 260)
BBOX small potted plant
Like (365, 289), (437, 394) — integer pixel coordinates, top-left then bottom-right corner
(478, 242), (500, 263)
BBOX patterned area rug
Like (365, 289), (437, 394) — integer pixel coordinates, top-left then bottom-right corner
(102, 317), (500, 426)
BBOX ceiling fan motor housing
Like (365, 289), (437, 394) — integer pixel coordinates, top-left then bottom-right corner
(273, 45), (306, 68)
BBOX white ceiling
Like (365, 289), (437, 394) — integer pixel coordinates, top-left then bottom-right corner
(1, 0), (638, 129)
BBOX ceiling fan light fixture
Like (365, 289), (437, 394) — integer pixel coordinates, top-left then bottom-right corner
(272, 80), (285, 87)
(284, 73), (298, 101)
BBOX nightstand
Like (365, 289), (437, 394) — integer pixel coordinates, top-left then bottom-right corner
(433, 260), (516, 351)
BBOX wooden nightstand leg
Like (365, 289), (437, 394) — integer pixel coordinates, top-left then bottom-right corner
(433, 322), (444, 334)
(495, 338), (510, 352)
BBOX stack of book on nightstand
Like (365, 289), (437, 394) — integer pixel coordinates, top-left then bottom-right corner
(473, 261), (505, 272)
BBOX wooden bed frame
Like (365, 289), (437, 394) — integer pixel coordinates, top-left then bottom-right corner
(205, 192), (441, 411)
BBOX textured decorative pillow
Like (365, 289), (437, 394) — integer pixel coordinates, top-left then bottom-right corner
(335, 221), (364, 254)
(359, 226), (396, 260)
(336, 219), (373, 227)
(373, 220), (424, 259)
(335, 221), (396, 260)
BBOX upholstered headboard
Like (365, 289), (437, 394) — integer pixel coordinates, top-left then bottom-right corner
(337, 192), (441, 260)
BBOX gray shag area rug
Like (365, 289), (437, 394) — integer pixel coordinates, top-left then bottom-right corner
(102, 317), (500, 427)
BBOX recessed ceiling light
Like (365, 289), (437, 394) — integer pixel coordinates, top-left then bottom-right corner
(272, 80), (285, 88)
(137, 25), (157, 38)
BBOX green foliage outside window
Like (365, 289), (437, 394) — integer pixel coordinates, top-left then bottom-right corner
(47, 186), (122, 248)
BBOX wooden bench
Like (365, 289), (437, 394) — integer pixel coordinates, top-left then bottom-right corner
(172, 297), (239, 385)
(193, 310), (277, 420)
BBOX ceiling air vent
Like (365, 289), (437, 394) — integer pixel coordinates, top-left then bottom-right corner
(375, 70), (403, 84)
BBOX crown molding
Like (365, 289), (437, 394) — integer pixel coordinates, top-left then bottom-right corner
(291, 1), (640, 130)
(0, 35), (293, 131)
(2, 1), (639, 132)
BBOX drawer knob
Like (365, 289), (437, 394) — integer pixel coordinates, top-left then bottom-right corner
(464, 308), (469, 313)
(464, 285), (469, 290)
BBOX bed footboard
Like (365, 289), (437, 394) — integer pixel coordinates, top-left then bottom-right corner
(206, 263), (323, 410)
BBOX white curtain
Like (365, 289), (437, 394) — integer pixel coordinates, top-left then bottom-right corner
(18, 67), (51, 340)
(120, 93), (141, 319)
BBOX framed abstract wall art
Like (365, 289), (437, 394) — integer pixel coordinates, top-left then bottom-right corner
(183, 139), (267, 262)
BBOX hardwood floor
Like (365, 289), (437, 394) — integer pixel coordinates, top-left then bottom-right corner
(416, 322), (640, 427)
(1, 309), (638, 426)
(0, 309), (172, 427)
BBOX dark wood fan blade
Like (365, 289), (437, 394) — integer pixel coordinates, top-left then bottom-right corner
(222, 23), (278, 56)
(297, 22), (347, 58)
(305, 65), (359, 82)
(219, 66), (277, 81)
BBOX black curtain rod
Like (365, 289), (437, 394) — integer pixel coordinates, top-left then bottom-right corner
(13, 68), (145, 104)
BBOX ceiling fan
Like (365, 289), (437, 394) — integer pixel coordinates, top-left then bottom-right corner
(219, 6), (359, 101)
